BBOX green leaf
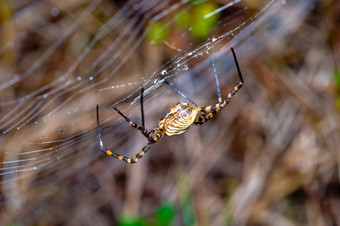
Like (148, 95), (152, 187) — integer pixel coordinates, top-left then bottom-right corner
(191, 2), (219, 41)
(333, 68), (340, 89)
(117, 215), (148, 226)
(146, 21), (170, 44)
(155, 203), (176, 226)
(175, 10), (191, 28)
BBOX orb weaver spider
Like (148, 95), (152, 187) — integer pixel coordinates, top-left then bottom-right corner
(96, 48), (244, 164)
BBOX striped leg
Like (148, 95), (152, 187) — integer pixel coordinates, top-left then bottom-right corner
(194, 81), (243, 124)
(110, 87), (155, 141)
(97, 104), (154, 164)
(100, 141), (152, 164)
(194, 48), (244, 125)
(112, 105), (155, 142)
(194, 104), (222, 125)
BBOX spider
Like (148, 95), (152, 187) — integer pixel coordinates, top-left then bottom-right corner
(96, 47), (244, 164)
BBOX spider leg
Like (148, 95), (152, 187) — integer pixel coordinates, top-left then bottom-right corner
(220, 47), (244, 106)
(210, 57), (222, 103)
(104, 141), (153, 164)
(97, 104), (153, 164)
(163, 80), (198, 107)
(194, 104), (222, 125)
(231, 47), (244, 84)
(194, 48), (244, 125)
(112, 104), (156, 142)
(140, 87), (145, 128)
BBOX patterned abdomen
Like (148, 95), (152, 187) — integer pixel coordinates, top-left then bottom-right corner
(160, 102), (198, 136)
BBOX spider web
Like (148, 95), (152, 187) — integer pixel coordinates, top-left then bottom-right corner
(0, 0), (325, 224)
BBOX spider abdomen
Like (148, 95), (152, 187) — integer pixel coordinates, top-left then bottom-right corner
(160, 102), (198, 136)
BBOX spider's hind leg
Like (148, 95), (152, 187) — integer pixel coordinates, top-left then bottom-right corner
(210, 57), (222, 103)
(163, 80), (198, 107)
(193, 56), (224, 125)
(222, 47), (244, 106)
(194, 48), (244, 125)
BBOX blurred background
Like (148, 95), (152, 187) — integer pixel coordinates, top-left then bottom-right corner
(0, 0), (340, 225)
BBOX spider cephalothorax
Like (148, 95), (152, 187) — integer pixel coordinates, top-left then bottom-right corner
(96, 48), (244, 164)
